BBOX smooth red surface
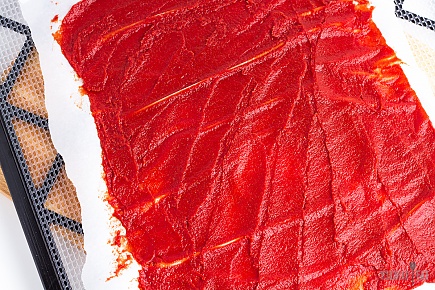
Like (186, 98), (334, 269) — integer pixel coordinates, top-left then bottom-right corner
(59, 0), (435, 289)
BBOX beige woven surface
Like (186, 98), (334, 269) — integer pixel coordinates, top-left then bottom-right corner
(0, 168), (10, 199)
(1, 49), (83, 250)
(7, 50), (82, 223)
(406, 33), (435, 96)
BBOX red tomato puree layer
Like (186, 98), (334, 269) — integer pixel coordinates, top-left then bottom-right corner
(58, 0), (435, 289)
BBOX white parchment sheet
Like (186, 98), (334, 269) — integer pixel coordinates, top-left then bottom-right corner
(17, 0), (435, 289)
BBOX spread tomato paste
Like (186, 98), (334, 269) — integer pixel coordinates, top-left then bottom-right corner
(58, 0), (435, 288)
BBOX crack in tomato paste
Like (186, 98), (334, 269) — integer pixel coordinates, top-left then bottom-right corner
(58, 0), (435, 289)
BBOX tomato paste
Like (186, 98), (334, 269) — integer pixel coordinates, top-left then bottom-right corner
(59, 0), (435, 289)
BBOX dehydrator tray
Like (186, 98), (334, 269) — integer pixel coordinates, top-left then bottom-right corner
(0, 0), (434, 289)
